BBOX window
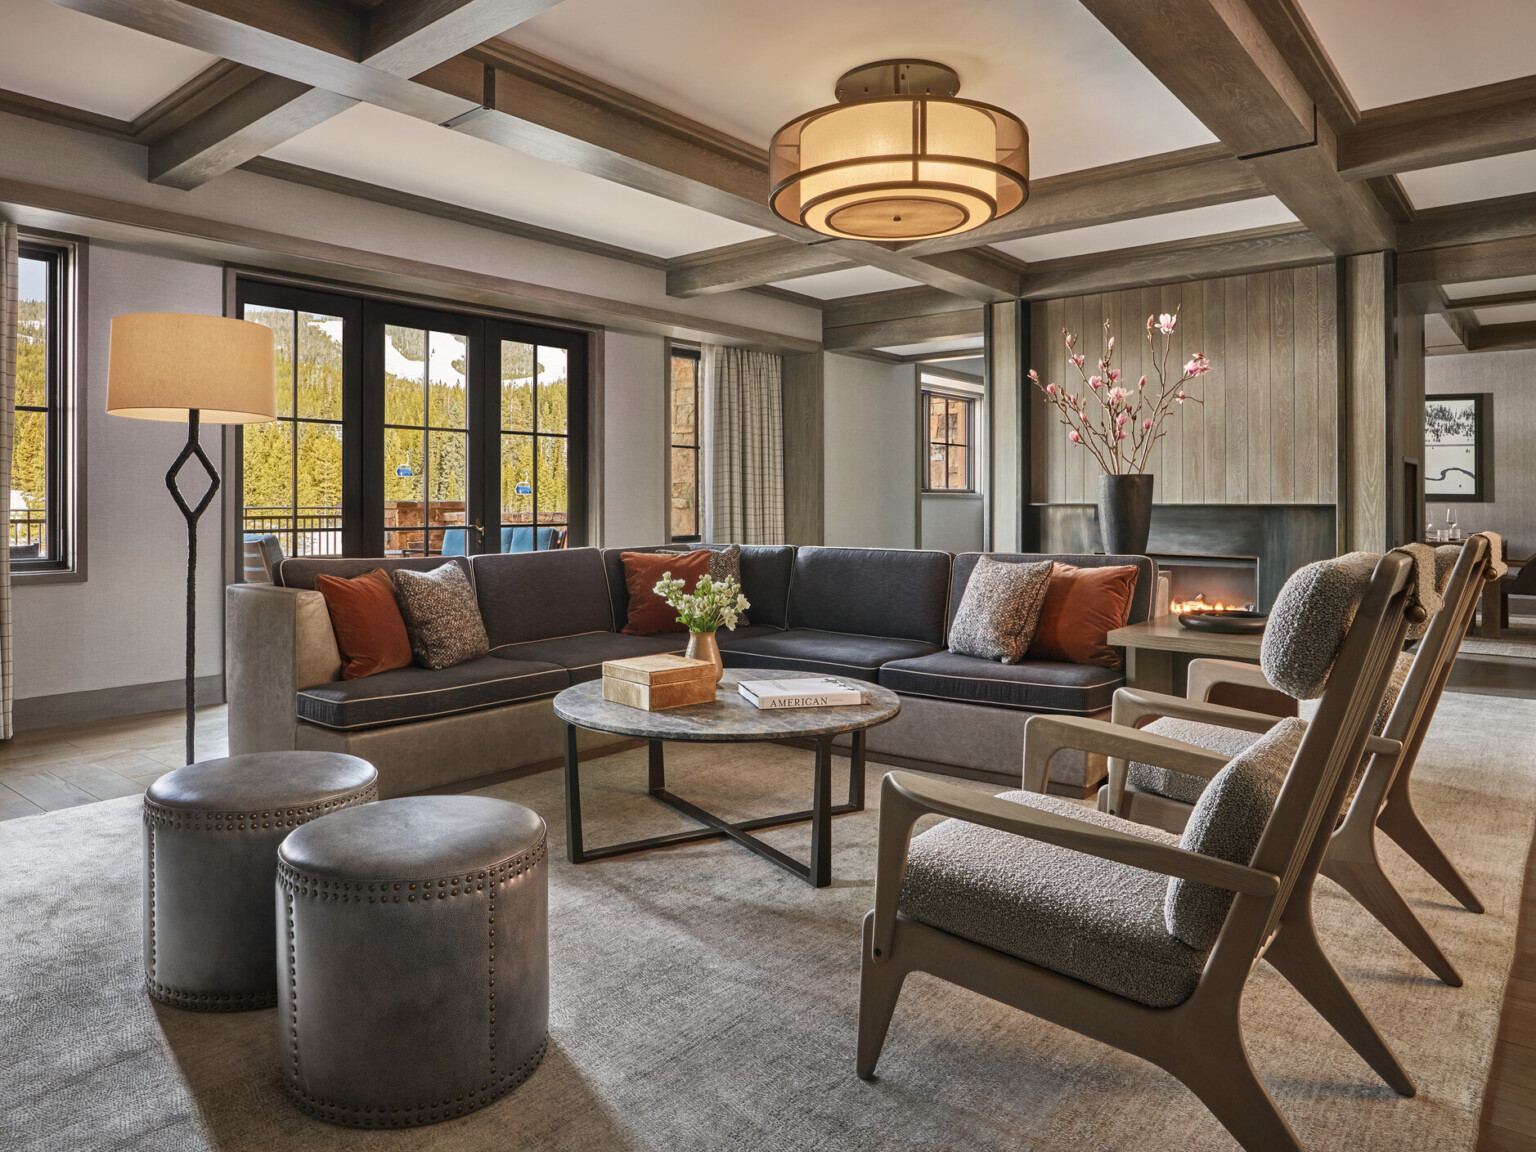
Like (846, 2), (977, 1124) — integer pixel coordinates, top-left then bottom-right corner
(668, 348), (701, 541)
(235, 279), (586, 560)
(12, 239), (77, 574)
(923, 390), (974, 492)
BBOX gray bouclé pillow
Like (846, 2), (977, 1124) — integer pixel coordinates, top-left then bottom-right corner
(1165, 717), (1306, 950)
(948, 557), (1054, 664)
(392, 563), (490, 670)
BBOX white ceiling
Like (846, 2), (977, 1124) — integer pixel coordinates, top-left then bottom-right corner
(1296, 0), (1536, 109)
(503, 0), (1214, 179)
(878, 337), (986, 357)
(0, 0), (217, 120)
(1443, 274), (1536, 301)
(771, 267), (923, 299)
(1474, 303), (1536, 326)
(995, 197), (1297, 262)
(263, 103), (768, 258)
(1397, 150), (1536, 210)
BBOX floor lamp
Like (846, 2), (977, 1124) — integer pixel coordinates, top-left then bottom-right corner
(107, 313), (276, 765)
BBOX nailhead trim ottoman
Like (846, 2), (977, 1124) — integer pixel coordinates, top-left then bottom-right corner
(142, 751), (378, 1012)
(276, 795), (549, 1127)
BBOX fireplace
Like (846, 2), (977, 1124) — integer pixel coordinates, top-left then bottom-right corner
(1154, 553), (1260, 615)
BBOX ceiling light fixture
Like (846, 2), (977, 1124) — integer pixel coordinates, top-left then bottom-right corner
(769, 60), (1028, 242)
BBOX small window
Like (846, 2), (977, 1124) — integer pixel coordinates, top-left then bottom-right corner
(12, 239), (77, 574)
(669, 348), (701, 541)
(923, 391), (974, 492)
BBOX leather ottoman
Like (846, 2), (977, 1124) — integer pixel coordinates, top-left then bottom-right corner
(275, 795), (549, 1127)
(142, 751), (378, 1011)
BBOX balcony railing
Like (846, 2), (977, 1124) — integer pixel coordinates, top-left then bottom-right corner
(8, 509), (46, 556)
(244, 506), (343, 557)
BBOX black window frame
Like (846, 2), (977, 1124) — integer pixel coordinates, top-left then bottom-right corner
(234, 278), (589, 561)
(667, 346), (702, 543)
(12, 239), (78, 577)
(921, 389), (976, 493)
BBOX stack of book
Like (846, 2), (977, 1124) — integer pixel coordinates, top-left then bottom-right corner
(738, 677), (871, 710)
(601, 654), (718, 711)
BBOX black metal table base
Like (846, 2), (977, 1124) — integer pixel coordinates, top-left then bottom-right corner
(562, 727), (867, 887)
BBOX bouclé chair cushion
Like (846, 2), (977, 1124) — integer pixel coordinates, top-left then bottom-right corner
(314, 568), (413, 680)
(948, 556), (1053, 663)
(621, 550), (710, 635)
(391, 563), (490, 670)
(1026, 562), (1139, 668)
(1165, 717), (1307, 949)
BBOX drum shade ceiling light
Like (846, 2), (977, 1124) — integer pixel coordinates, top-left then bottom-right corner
(769, 60), (1028, 242)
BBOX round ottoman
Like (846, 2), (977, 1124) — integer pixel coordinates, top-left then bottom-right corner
(276, 795), (548, 1128)
(142, 751), (378, 1011)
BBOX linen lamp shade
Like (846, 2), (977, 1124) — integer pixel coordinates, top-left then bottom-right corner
(107, 313), (276, 423)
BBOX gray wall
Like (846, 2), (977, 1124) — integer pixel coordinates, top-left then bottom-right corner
(824, 354), (917, 548)
(1426, 347), (1536, 558)
(919, 494), (984, 552)
(14, 246), (226, 701)
(600, 331), (667, 547)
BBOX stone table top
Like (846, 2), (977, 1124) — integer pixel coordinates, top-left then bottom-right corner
(554, 669), (901, 742)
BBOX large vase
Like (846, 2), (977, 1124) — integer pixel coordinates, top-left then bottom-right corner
(686, 630), (725, 684)
(1098, 473), (1155, 556)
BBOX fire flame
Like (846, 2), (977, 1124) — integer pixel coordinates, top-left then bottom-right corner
(1171, 593), (1247, 614)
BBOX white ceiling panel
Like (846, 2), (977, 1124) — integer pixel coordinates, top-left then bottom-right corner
(1474, 303), (1536, 326)
(878, 337), (985, 357)
(264, 104), (768, 258)
(1443, 274), (1536, 301)
(0, 0), (217, 120)
(1424, 313), (1461, 350)
(502, 0), (1214, 178)
(771, 267), (923, 299)
(1295, 0), (1536, 109)
(994, 198), (1297, 263)
(1398, 150), (1536, 210)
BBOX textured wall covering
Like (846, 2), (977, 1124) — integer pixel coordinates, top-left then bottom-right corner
(824, 354), (916, 549)
(1030, 265), (1340, 506)
(0, 222), (15, 739)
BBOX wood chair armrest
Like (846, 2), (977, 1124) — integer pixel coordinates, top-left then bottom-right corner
(1364, 734), (1401, 758)
(869, 770), (1279, 964)
(1111, 687), (1284, 736)
(1186, 657), (1274, 702)
(1022, 714), (1235, 793)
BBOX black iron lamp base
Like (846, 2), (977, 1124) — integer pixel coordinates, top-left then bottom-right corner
(166, 409), (220, 765)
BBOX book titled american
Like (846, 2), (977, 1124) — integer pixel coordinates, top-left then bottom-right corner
(738, 677), (870, 710)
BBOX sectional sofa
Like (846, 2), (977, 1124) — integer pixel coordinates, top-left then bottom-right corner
(226, 545), (1157, 799)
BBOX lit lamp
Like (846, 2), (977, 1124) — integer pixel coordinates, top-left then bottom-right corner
(770, 60), (1028, 241)
(107, 313), (276, 764)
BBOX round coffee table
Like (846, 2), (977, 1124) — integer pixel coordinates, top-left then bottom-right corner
(553, 668), (900, 888)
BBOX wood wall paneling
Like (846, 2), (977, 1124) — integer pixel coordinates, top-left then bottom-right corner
(781, 351), (825, 545)
(1344, 252), (1391, 552)
(1028, 265), (1339, 508)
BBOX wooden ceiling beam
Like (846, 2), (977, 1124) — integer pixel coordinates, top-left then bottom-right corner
(1338, 74), (1536, 181)
(1078, 0), (1394, 254)
(823, 308), (985, 354)
(1400, 234), (1536, 286)
(823, 286), (975, 331)
(1017, 224), (1332, 300)
(46, 0), (563, 188)
(1436, 289), (1536, 312)
(1466, 319), (1536, 353)
(666, 238), (853, 297)
(1399, 191), (1536, 252)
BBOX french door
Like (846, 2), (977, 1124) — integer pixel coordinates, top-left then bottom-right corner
(237, 281), (587, 558)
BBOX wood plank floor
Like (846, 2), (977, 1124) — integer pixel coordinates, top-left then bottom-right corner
(1, 673), (1533, 1147)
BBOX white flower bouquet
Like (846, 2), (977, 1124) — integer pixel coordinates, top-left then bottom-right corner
(653, 573), (750, 633)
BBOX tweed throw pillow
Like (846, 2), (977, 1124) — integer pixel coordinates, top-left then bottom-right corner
(948, 557), (1053, 663)
(391, 563), (490, 670)
(1165, 717), (1306, 949)
(698, 544), (749, 625)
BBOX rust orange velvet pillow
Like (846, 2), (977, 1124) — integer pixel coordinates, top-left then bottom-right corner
(621, 550), (711, 635)
(315, 568), (414, 680)
(1025, 562), (1140, 669)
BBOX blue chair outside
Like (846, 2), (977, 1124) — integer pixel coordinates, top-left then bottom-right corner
(441, 528), (468, 556)
(503, 526), (557, 552)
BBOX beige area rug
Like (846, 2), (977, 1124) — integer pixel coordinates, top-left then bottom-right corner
(1461, 615), (1536, 659)
(2, 693), (1534, 1152)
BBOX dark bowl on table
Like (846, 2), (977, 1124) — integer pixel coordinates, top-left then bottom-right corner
(1176, 609), (1268, 635)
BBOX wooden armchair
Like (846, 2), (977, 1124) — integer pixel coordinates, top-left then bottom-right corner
(859, 553), (1419, 1152)
(1103, 537), (1497, 986)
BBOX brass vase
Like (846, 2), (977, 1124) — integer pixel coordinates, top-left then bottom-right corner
(686, 630), (724, 684)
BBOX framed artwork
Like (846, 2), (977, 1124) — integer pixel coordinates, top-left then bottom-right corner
(1424, 393), (1490, 502)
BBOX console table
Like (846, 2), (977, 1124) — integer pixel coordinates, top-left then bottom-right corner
(553, 669), (901, 888)
(1108, 617), (1264, 696)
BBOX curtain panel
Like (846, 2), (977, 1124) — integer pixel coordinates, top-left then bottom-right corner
(705, 345), (784, 545)
(0, 222), (16, 740)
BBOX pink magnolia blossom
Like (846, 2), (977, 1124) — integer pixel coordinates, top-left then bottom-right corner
(1107, 386), (1128, 405)
(1138, 374), (1147, 389)
(1116, 430), (1127, 441)
(1088, 375), (1102, 389)
(1108, 368), (1121, 382)
(1142, 418), (1153, 430)
(1156, 313), (1177, 335)
(1027, 368), (1040, 382)
(1068, 430), (1081, 443)
(1176, 390), (1187, 403)
(1107, 336), (1116, 350)
(1045, 383), (1056, 395)
(1115, 412), (1128, 427)
(1065, 333), (1076, 349)
(1070, 354), (1086, 368)
(1184, 354), (1211, 377)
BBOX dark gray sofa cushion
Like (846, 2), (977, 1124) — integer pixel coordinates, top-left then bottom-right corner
(472, 547), (614, 646)
(949, 553), (1158, 631)
(787, 547), (951, 645)
(277, 556), (473, 591)
(690, 544), (795, 630)
(878, 651), (1123, 715)
(490, 630), (690, 683)
(296, 657), (567, 731)
(718, 628), (939, 682)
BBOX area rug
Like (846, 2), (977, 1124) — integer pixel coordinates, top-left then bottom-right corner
(1461, 616), (1536, 659)
(2, 693), (1534, 1152)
